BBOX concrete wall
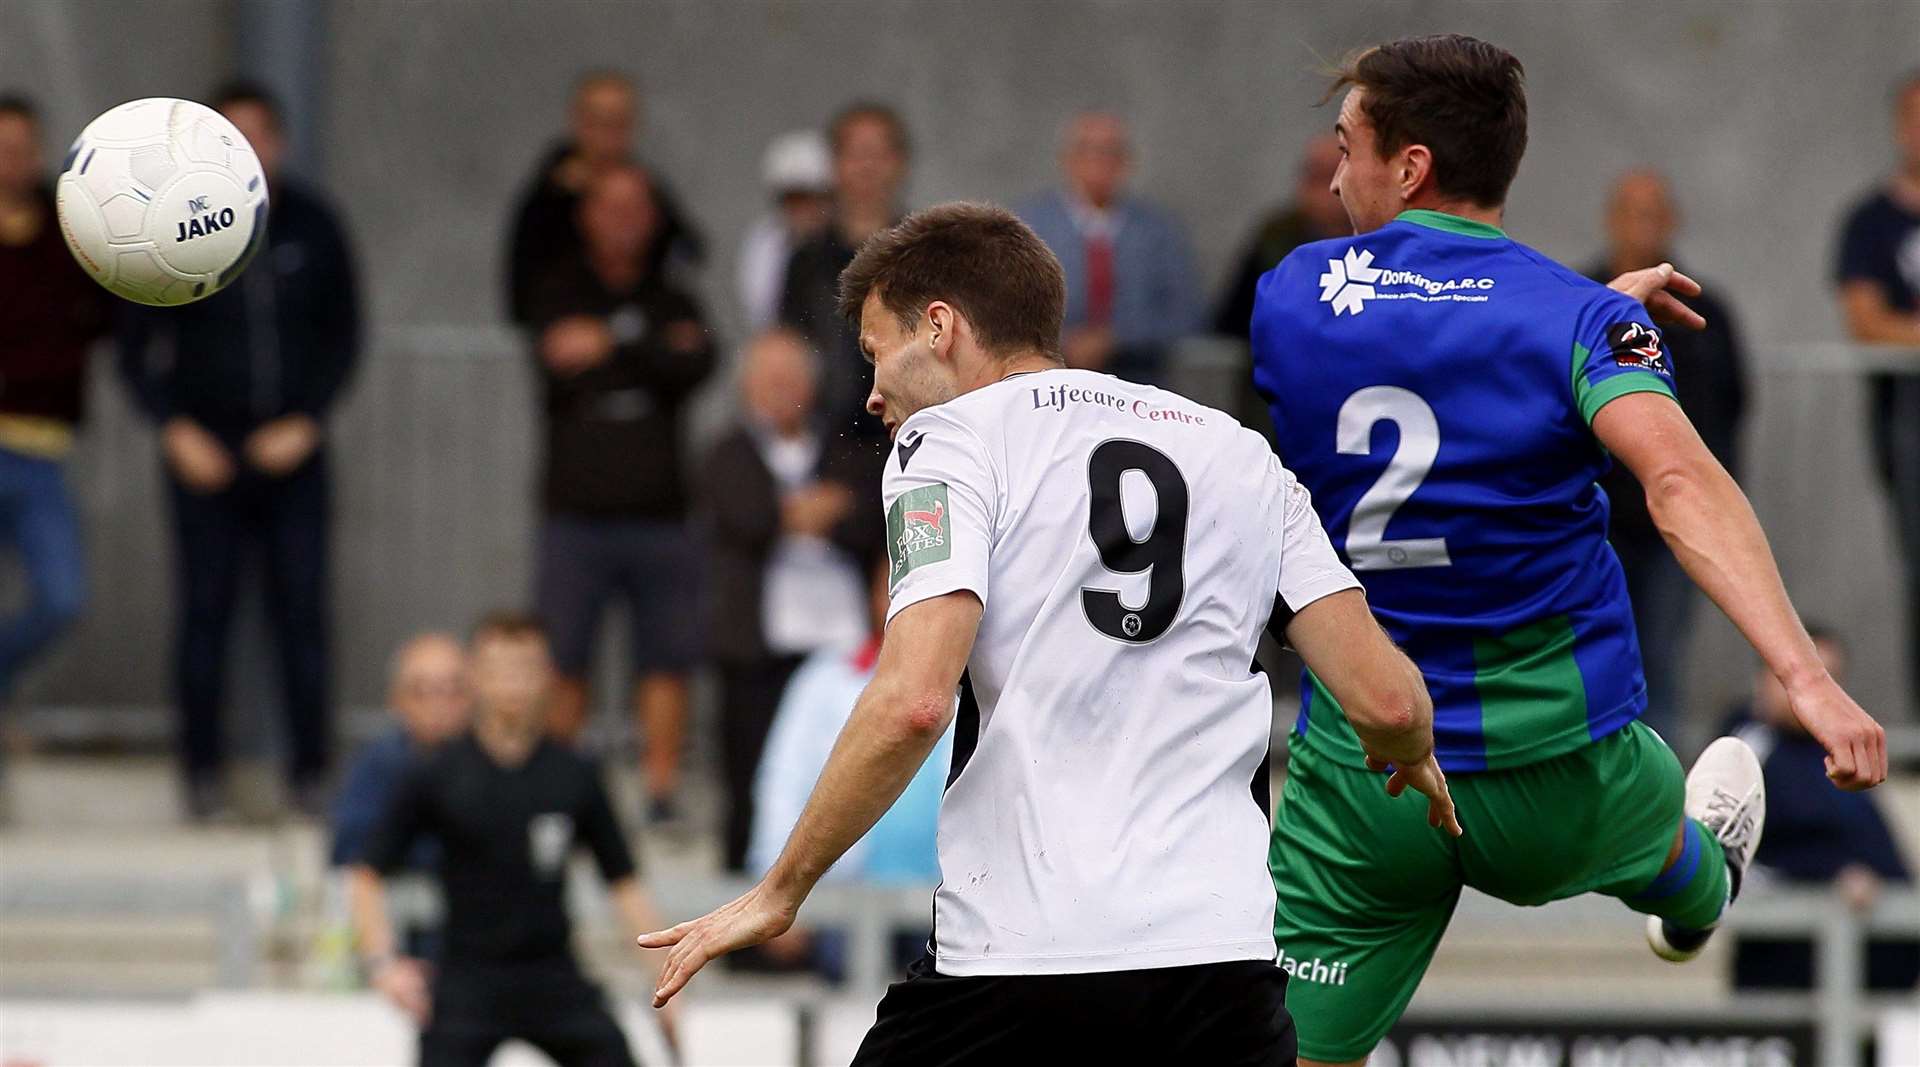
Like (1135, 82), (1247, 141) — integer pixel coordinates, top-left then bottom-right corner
(0, 1), (1913, 736)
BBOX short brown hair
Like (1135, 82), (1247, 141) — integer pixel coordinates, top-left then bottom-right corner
(1331, 34), (1528, 208)
(829, 101), (910, 159)
(837, 202), (1066, 358)
(471, 610), (546, 646)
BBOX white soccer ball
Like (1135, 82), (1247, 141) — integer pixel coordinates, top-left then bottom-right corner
(54, 97), (269, 307)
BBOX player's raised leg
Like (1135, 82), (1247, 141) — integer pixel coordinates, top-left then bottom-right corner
(1641, 736), (1765, 961)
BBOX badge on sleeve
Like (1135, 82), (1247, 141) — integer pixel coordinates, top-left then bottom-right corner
(886, 483), (951, 586)
(1605, 321), (1669, 374)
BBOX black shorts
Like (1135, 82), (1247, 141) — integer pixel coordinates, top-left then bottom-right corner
(535, 514), (703, 676)
(852, 955), (1295, 1067)
(420, 960), (635, 1067)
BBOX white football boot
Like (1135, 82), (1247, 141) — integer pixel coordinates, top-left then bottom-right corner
(1646, 736), (1766, 963)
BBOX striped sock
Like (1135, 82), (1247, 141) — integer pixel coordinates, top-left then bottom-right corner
(1627, 819), (1730, 931)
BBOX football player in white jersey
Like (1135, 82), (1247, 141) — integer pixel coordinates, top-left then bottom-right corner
(642, 203), (1459, 1064)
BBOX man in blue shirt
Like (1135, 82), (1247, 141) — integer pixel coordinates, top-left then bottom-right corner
(1017, 112), (1200, 385)
(1253, 34), (1889, 1066)
(1727, 627), (1918, 992)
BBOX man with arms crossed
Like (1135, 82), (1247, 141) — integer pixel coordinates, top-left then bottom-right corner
(1252, 34), (1889, 1067)
(643, 202), (1460, 1064)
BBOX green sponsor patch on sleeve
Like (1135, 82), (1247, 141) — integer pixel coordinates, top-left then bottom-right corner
(886, 483), (952, 586)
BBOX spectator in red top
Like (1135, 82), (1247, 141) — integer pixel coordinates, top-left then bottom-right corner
(0, 95), (111, 735)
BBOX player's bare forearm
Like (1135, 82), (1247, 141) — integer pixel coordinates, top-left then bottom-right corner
(1597, 396), (1820, 686)
(1285, 589), (1434, 767)
(1595, 393), (1887, 787)
(762, 593), (979, 906)
(638, 592), (981, 1007)
(345, 865), (396, 963)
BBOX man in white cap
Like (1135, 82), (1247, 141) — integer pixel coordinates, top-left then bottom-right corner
(737, 130), (833, 332)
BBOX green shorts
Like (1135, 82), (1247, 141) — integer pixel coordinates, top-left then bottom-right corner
(1268, 720), (1685, 1063)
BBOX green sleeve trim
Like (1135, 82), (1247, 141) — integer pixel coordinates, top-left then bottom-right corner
(1578, 371), (1675, 425)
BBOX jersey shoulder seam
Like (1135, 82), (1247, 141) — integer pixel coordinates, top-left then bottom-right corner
(897, 400), (1002, 506)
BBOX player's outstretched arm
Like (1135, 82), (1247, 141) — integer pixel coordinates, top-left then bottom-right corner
(1283, 589), (1461, 836)
(1593, 392), (1888, 790)
(639, 591), (982, 1007)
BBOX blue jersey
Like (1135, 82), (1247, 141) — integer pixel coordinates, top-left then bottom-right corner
(1252, 209), (1678, 773)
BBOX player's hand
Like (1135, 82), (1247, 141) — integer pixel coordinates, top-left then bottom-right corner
(1785, 673), (1887, 790)
(541, 315), (615, 376)
(1369, 752), (1464, 837)
(162, 416), (236, 494)
(637, 883), (797, 1008)
(1607, 262), (1707, 332)
(371, 956), (432, 1026)
(243, 414), (320, 477)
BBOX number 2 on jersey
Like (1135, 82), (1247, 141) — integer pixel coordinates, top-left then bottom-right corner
(1082, 440), (1189, 643)
(1337, 386), (1452, 571)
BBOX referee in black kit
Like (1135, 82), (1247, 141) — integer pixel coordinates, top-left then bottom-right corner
(348, 612), (674, 1066)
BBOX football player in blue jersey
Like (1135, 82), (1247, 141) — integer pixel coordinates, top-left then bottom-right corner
(1250, 33), (1888, 1067)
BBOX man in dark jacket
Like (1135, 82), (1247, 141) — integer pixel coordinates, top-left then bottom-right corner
(118, 83), (360, 819)
(1586, 170), (1748, 750)
(779, 102), (910, 453)
(700, 328), (877, 870)
(1727, 628), (1918, 991)
(505, 71), (702, 327)
(1213, 134), (1349, 344)
(1212, 134), (1349, 445)
(526, 164), (715, 824)
(0, 95), (111, 732)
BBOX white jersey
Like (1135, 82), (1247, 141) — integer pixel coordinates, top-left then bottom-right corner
(882, 368), (1359, 976)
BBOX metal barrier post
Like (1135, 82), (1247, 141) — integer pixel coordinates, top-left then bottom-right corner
(1814, 903), (1865, 1067)
(214, 880), (257, 990)
(846, 897), (892, 1003)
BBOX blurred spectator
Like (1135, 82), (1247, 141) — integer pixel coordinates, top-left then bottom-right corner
(743, 556), (947, 978)
(736, 131), (832, 333)
(1585, 170), (1748, 748)
(1213, 133), (1348, 340)
(779, 102), (910, 448)
(1213, 133), (1347, 442)
(1727, 628), (1918, 991)
(348, 613), (670, 1065)
(1834, 69), (1920, 707)
(701, 328), (878, 871)
(1016, 111), (1200, 385)
(330, 633), (470, 871)
(0, 95), (110, 734)
(747, 555), (946, 883)
(118, 82), (359, 821)
(329, 633), (469, 964)
(524, 164), (715, 823)
(507, 70), (703, 327)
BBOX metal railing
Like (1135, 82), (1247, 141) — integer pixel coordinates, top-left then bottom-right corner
(639, 879), (1920, 1067)
(2, 870), (1915, 1066)
(0, 875), (258, 990)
